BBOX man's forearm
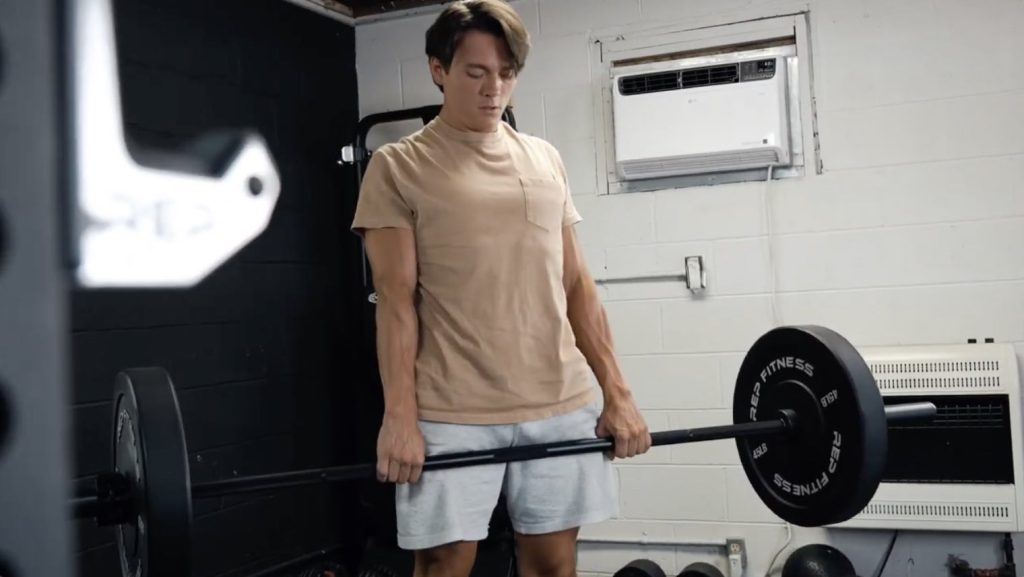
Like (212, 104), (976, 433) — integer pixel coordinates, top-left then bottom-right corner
(566, 279), (631, 402)
(375, 293), (419, 417)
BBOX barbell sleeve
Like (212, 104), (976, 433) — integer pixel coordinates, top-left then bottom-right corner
(883, 401), (937, 422)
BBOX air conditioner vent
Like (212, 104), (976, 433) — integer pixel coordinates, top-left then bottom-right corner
(681, 64), (739, 88)
(870, 360), (1002, 392)
(871, 361), (1000, 374)
(618, 71), (680, 96)
(619, 63), (745, 96)
(875, 376), (1001, 391)
(618, 149), (782, 179)
(861, 502), (1012, 520)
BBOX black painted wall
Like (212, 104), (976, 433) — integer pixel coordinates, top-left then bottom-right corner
(69, 1), (368, 575)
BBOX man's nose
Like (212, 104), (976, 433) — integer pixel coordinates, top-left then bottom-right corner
(482, 74), (501, 96)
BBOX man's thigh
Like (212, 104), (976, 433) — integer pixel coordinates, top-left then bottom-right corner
(504, 401), (619, 535)
(396, 419), (514, 551)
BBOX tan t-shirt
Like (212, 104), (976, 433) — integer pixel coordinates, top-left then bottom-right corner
(351, 116), (595, 424)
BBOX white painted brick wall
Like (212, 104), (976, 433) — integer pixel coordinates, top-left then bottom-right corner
(620, 354), (720, 410)
(770, 156), (1024, 234)
(619, 465), (729, 520)
(814, 0), (1024, 111)
(779, 281), (1024, 346)
(537, 0), (641, 37)
(575, 192), (655, 247)
(640, 0), (754, 22)
(516, 32), (591, 93)
(775, 218), (1024, 292)
(819, 91), (1024, 170)
(544, 85), (595, 147)
(661, 296), (776, 354)
(399, 56), (438, 109)
(654, 184), (766, 242)
(509, 89), (545, 137)
(356, 0), (1024, 573)
(604, 300), (662, 354)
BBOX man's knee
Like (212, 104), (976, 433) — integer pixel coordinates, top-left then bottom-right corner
(414, 541), (477, 577)
(515, 529), (578, 577)
(518, 556), (576, 577)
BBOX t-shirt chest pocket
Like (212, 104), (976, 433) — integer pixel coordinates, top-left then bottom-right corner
(519, 176), (564, 232)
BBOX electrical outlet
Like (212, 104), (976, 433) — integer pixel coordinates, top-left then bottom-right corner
(727, 538), (746, 577)
(684, 255), (707, 293)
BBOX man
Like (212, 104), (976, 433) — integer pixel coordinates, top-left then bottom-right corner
(351, 1), (651, 575)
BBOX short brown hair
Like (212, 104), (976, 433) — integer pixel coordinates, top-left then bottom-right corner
(425, 0), (530, 87)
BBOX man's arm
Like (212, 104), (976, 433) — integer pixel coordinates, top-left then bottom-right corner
(364, 227), (425, 483)
(562, 225), (651, 459)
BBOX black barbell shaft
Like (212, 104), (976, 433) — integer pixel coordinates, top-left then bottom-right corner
(189, 402), (936, 500)
(71, 496), (102, 519)
(71, 492), (133, 522)
(71, 401), (938, 509)
(190, 418), (794, 499)
(70, 421), (788, 500)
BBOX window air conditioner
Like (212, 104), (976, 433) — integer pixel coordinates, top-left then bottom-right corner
(611, 56), (791, 180)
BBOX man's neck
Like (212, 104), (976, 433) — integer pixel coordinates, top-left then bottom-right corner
(438, 106), (497, 134)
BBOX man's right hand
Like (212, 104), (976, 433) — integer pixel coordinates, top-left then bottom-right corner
(376, 412), (426, 484)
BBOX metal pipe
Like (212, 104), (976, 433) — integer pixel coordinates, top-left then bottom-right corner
(595, 272), (688, 285)
(577, 535), (728, 548)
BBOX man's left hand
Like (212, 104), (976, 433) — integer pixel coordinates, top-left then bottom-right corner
(595, 394), (652, 459)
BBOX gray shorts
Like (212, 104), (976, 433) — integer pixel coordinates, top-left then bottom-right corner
(395, 400), (619, 550)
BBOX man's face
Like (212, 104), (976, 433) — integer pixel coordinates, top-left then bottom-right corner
(431, 29), (518, 133)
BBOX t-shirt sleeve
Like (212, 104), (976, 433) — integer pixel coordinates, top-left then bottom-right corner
(350, 146), (415, 236)
(563, 186), (583, 228)
(549, 145), (583, 227)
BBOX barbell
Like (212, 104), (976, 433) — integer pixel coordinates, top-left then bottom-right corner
(71, 325), (936, 577)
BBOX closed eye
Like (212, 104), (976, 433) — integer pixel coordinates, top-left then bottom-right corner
(465, 65), (516, 80)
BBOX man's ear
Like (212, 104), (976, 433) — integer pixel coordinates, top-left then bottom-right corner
(428, 57), (446, 89)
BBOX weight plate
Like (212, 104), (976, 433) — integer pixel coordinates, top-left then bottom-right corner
(614, 559), (667, 577)
(112, 368), (192, 577)
(733, 326), (886, 526)
(678, 561), (724, 577)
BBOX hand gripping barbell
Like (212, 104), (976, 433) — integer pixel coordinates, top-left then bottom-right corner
(71, 326), (936, 577)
